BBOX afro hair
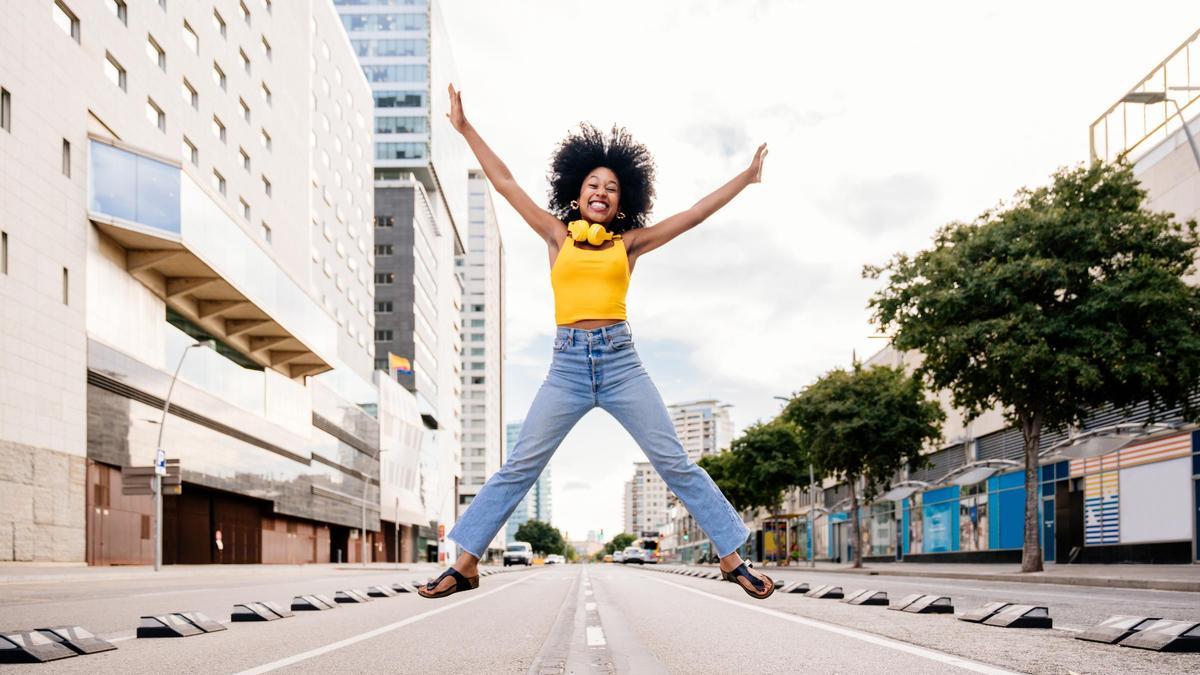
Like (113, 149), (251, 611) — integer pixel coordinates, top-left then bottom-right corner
(547, 123), (656, 233)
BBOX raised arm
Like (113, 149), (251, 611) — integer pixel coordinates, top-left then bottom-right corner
(625, 143), (768, 259)
(446, 84), (562, 245)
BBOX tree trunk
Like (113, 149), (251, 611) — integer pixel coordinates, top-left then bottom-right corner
(1020, 411), (1044, 573)
(849, 478), (862, 569)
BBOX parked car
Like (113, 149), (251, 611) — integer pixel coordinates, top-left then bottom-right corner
(621, 546), (647, 564)
(545, 554), (565, 565)
(603, 554), (614, 563)
(503, 542), (533, 566)
(613, 550), (625, 563)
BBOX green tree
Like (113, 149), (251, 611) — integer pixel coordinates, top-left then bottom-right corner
(515, 520), (565, 556)
(866, 162), (1200, 572)
(783, 364), (944, 568)
(699, 420), (810, 514)
(604, 532), (636, 555)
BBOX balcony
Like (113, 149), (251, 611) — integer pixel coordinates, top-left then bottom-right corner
(87, 137), (334, 380)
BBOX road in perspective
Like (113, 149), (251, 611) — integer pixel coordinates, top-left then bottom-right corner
(2, 562), (1198, 674)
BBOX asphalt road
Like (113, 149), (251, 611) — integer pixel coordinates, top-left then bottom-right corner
(2, 563), (1199, 673)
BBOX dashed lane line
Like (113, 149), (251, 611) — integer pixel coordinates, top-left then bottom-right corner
(649, 576), (1019, 675)
(233, 573), (536, 675)
(585, 626), (607, 647)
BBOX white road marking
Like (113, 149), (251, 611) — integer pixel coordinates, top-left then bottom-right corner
(233, 574), (535, 675)
(584, 589), (593, 596)
(585, 625), (607, 647)
(651, 577), (1019, 675)
(585, 602), (596, 611)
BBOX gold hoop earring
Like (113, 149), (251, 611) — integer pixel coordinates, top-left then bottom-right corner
(617, 212), (626, 220)
(569, 200), (579, 210)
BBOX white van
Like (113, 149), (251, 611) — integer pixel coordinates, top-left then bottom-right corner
(503, 541), (533, 566)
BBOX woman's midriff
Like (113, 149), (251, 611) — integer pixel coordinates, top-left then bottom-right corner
(558, 319), (624, 329)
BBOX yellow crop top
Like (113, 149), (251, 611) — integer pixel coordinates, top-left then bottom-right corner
(550, 235), (630, 325)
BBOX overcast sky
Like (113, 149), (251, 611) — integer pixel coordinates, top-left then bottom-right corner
(439, 0), (1200, 543)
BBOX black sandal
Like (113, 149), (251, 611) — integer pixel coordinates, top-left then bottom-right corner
(417, 567), (480, 599)
(721, 563), (775, 600)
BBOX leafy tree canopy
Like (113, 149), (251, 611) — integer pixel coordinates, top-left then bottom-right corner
(699, 421), (810, 513)
(515, 520), (565, 556)
(604, 532), (637, 555)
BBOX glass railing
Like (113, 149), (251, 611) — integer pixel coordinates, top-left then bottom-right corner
(88, 139), (181, 235)
(1090, 27), (1200, 163)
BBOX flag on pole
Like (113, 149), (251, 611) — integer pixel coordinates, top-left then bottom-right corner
(388, 353), (413, 378)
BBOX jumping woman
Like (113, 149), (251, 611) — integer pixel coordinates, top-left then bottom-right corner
(419, 84), (773, 600)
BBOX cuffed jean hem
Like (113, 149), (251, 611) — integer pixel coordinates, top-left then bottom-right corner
(714, 524), (751, 559)
(448, 537), (481, 560)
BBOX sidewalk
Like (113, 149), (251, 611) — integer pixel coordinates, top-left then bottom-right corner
(0, 561), (442, 585)
(688, 560), (1200, 593)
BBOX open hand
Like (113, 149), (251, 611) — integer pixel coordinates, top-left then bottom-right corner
(747, 143), (768, 183)
(446, 83), (468, 134)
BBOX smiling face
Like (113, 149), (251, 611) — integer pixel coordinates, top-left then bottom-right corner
(577, 167), (620, 226)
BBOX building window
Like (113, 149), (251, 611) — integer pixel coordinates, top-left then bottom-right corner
(239, 1), (250, 24)
(375, 301), (393, 313)
(213, 9), (226, 37)
(105, 53), (126, 91)
(157, 0), (166, 9)
(471, 304), (484, 312)
(261, 36), (272, 60)
(146, 98), (164, 132)
(213, 62), (226, 90)
(183, 20), (199, 53)
(53, 2), (80, 43)
(375, 142), (428, 160)
(373, 91), (425, 109)
(239, 147), (250, 171)
(147, 35), (165, 70)
(264, 0), (272, 14)
(375, 116), (428, 134)
(260, 82), (272, 106)
(375, 330), (393, 342)
(182, 136), (197, 165)
(261, 221), (272, 243)
(106, 0), (127, 25)
(260, 128), (271, 151)
(212, 116), (225, 143)
(374, 244), (394, 255)
(0, 88), (8, 132)
(375, 215), (394, 228)
(62, 139), (71, 177)
(374, 272), (394, 285)
(182, 78), (197, 108)
(1, 231), (7, 274)
(361, 64), (428, 83)
(239, 98), (251, 123)
(261, 175), (271, 196)
(212, 169), (226, 195)
(62, 267), (69, 305)
(239, 48), (251, 74)
(239, 197), (250, 220)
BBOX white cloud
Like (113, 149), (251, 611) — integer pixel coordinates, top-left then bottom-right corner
(440, 0), (1200, 541)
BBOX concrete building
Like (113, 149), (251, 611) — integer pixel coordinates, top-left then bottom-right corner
(456, 169), (505, 557)
(0, 0), (433, 563)
(623, 479), (635, 535)
(503, 420), (531, 544)
(335, 0), (467, 562)
(669, 400), (734, 461)
(626, 461), (669, 538)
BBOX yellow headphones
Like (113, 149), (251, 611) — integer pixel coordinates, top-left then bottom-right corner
(567, 219), (619, 246)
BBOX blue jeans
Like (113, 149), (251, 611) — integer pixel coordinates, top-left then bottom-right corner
(448, 321), (749, 559)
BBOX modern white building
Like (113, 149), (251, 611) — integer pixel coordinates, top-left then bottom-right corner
(457, 169), (506, 555)
(335, 0), (467, 562)
(626, 461), (669, 537)
(0, 0), (429, 564)
(669, 400), (734, 461)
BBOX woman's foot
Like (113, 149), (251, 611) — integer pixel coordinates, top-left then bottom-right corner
(719, 553), (775, 599)
(418, 553), (480, 599)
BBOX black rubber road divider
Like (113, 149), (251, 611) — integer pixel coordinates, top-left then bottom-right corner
(335, 589), (372, 603)
(390, 583), (413, 593)
(1076, 615), (1162, 644)
(291, 594), (338, 611)
(137, 614), (204, 638)
(844, 590), (889, 606)
(785, 582), (811, 594)
(1118, 619), (1200, 652)
(368, 585), (398, 598)
(982, 605), (1052, 629)
(888, 593), (925, 611)
(177, 611), (226, 633)
(805, 585), (844, 599)
(904, 595), (954, 614)
(958, 602), (1012, 623)
(36, 626), (117, 655)
(0, 630), (78, 663)
(232, 602), (293, 622)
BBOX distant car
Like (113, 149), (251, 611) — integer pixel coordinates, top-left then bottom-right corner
(545, 554), (565, 565)
(613, 550), (625, 563)
(621, 546), (647, 564)
(504, 542), (533, 566)
(603, 554), (614, 563)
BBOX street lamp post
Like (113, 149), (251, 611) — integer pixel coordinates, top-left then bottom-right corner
(1121, 89), (1200, 172)
(154, 339), (214, 571)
